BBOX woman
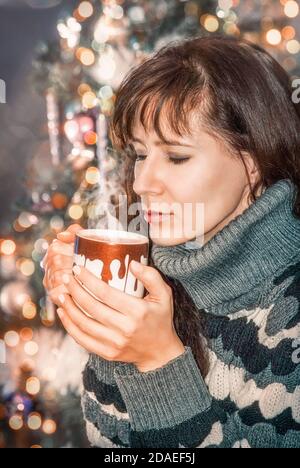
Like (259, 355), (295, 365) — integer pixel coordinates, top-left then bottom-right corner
(43, 35), (300, 448)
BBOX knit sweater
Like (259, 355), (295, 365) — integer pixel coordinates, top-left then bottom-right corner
(81, 179), (300, 448)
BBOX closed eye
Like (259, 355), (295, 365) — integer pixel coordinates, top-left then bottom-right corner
(135, 154), (190, 165)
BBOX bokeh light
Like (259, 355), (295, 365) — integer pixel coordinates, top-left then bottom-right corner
(281, 25), (296, 40)
(68, 205), (84, 220)
(42, 419), (57, 435)
(266, 29), (282, 45)
(22, 301), (37, 320)
(82, 91), (98, 109)
(20, 328), (34, 342)
(20, 259), (35, 277)
(28, 413), (42, 431)
(9, 415), (23, 431)
(1, 240), (16, 255)
(286, 39), (300, 54)
(78, 1), (94, 19)
(26, 377), (41, 396)
(4, 331), (20, 348)
(284, 0), (299, 18)
(85, 167), (100, 185)
(24, 341), (39, 357)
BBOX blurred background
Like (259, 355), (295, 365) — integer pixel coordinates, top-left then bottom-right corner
(0, 0), (299, 449)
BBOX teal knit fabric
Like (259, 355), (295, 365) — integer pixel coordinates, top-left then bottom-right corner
(81, 179), (300, 448)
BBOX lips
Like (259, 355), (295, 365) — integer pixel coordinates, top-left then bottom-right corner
(143, 210), (173, 223)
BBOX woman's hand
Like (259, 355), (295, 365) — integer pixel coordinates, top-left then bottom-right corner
(53, 261), (185, 372)
(42, 224), (82, 305)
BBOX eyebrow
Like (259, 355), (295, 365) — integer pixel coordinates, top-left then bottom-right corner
(131, 138), (194, 148)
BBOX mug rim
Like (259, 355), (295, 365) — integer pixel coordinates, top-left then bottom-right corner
(76, 228), (149, 245)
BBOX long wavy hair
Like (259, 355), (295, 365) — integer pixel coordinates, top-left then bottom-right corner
(109, 35), (300, 377)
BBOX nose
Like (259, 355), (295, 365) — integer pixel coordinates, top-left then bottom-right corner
(133, 156), (165, 197)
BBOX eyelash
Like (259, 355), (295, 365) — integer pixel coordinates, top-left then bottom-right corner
(135, 155), (190, 165)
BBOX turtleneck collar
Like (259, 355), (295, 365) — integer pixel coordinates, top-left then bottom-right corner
(151, 179), (300, 315)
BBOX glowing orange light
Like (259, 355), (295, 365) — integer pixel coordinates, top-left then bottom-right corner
(1, 240), (16, 255)
(84, 131), (97, 145)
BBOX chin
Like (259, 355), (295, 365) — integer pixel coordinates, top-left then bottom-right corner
(149, 233), (190, 247)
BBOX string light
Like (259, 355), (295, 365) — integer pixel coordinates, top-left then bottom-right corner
(26, 377), (40, 396)
(84, 131), (98, 145)
(99, 85), (114, 100)
(42, 419), (57, 435)
(20, 328), (34, 342)
(85, 167), (100, 185)
(34, 239), (49, 254)
(4, 331), (20, 348)
(202, 14), (220, 32)
(80, 49), (95, 66)
(78, 1), (94, 19)
(18, 212), (38, 229)
(27, 413), (42, 431)
(218, 0), (233, 11)
(284, 0), (299, 18)
(1, 240), (16, 255)
(286, 39), (300, 54)
(68, 205), (84, 220)
(24, 341), (39, 357)
(78, 83), (92, 96)
(22, 301), (37, 320)
(20, 259), (35, 277)
(9, 415), (23, 431)
(50, 216), (64, 231)
(282, 25), (296, 40)
(82, 91), (98, 109)
(266, 29), (282, 45)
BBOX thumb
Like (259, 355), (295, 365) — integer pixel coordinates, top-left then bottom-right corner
(129, 261), (170, 300)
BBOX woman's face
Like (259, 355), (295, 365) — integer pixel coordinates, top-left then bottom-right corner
(132, 119), (261, 247)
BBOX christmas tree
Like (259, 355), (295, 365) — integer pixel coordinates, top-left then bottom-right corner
(0, 0), (299, 448)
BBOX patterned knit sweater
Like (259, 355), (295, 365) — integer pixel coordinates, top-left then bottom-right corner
(82, 179), (300, 448)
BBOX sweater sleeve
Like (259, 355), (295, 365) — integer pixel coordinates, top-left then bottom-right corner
(113, 346), (300, 448)
(81, 353), (135, 448)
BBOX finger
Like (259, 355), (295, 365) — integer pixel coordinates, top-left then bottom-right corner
(48, 241), (74, 257)
(57, 224), (82, 243)
(41, 252), (48, 270)
(47, 254), (74, 274)
(50, 269), (73, 289)
(57, 307), (113, 358)
(62, 273), (132, 334)
(43, 264), (51, 291)
(129, 261), (171, 301)
(72, 265), (142, 316)
(58, 293), (122, 346)
(48, 284), (69, 306)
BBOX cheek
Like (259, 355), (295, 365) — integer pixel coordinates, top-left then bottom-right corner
(170, 156), (248, 231)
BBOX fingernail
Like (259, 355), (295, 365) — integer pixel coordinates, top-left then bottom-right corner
(57, 308), (64, 318)
(130, 260), (143, 273)
(58, 294), (65, 304)
(73, 265), (81, 276)
(62, 274), (70, 285)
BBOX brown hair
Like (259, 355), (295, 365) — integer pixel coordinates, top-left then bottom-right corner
(109, 35), (300, 376)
